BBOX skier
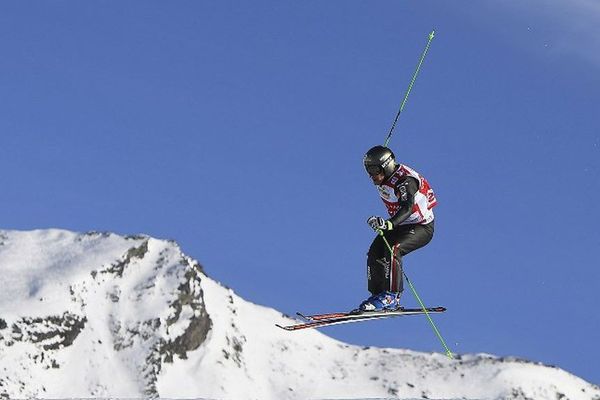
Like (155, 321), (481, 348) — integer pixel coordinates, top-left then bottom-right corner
(359, 145), (437, 312)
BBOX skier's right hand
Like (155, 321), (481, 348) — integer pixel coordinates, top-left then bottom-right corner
(367, 216), (393, 232)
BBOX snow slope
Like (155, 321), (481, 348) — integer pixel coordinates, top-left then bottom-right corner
(0, 229), (598, 400)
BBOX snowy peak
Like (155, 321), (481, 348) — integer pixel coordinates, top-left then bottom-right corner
(0, 229), (211, 397)
(0, 229), (598, 400)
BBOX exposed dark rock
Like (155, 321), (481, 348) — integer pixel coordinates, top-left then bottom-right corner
(125, 234), (149, 241)
(80, 231), (112, 241)
(14, 312), (87, 351)
(103, 240), (150, 277)
(162, 314), (211, 363)
(161, 269), (212, 363)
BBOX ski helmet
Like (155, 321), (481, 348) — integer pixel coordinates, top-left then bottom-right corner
(363, 145), (396, 178)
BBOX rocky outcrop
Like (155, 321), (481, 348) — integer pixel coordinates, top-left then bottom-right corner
(7, 312), (87, 351)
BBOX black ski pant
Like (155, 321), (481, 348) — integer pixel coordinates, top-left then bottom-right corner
(366, 221), (434, 296)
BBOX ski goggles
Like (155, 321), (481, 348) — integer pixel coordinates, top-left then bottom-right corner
(365, 164), (383, 176)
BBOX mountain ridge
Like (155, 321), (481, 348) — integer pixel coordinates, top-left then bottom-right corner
(0, 229), (598, 400)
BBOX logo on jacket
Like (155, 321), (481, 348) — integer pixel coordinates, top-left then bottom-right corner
(377, 185), (392, 200)
(399, 184), (408, 201)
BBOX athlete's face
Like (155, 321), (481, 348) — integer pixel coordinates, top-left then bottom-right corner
(365, 164), (386, 185)
(365, 164), (385, 185)
(369, 171), (385, 185)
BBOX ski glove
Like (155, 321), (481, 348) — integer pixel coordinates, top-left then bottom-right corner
(367, 216), (393, 231)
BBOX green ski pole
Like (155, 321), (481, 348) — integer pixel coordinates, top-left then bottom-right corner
(377, 229), (454, 359)
(384, 30), (435, 147)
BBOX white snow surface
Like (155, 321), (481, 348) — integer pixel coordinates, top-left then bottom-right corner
(0, 229), (598, 400)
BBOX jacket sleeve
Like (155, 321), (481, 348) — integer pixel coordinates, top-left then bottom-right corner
(388, 177), (420, 228)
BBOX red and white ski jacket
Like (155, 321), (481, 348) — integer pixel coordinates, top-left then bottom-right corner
(376, 164), (437, 226)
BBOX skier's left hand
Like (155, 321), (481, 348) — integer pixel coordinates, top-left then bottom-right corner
(367, 216), (393, 231)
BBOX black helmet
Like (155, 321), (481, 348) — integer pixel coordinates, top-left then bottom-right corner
(363, 145), (396, 178)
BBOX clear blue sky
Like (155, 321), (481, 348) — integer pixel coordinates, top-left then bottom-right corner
(1, 1), (599, 385)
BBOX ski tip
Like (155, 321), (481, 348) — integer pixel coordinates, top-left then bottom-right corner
(276, 323), (304, 331)
(275, 324), (291, 331)
(296, 312), (309, 320)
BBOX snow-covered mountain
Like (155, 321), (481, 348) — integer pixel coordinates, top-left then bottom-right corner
(0, 229), (598, 400)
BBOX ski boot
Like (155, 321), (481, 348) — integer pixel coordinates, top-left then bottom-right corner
(358, 291), (402, 312)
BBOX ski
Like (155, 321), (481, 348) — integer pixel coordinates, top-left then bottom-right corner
(297, 305), (445, 321)
(296, 311), (350, 321)
(278, 307), (446, 331)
